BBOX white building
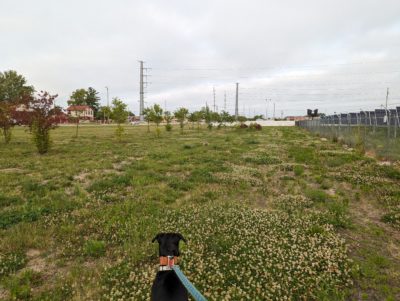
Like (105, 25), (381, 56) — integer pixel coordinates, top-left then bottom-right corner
(66, 105), (94, 120)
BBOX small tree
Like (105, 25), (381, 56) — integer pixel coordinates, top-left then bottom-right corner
(202, 106), (213, 130)
(164, 111), (173, 131)
(26, 92), (60, 154)
(194, 111), (204, 131)
(150, 104), (163, 137)
(238, 116), (247, 124)
(143, 107), (152, 132)
(174, 107), (189, 134)
(188, 112), (197, 129)
(211, 112), (222, 129)
(111, 98), (129, 141)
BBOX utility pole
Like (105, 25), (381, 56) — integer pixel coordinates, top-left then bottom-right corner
(224, 91), (227, 111)
(385, 87), (389, 121)
(213, 86), (216, 112)
(105, 86), (109, 123)
(265, 98), (268, 120)
(273, 102), (276, 120)
(235, 83), (239, 120)
(139, 61), (144, 121)
(139, 61), (150, 121)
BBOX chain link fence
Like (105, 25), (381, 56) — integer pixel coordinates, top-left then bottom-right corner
(296, 107), (400, 161)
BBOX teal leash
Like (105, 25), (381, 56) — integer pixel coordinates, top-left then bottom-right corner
(171, 265), (208, 301)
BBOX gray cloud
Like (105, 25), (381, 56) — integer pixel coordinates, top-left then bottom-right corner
(1, 0), (400, 116)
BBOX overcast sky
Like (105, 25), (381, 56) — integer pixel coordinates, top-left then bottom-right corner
(1, 0), (400, 116)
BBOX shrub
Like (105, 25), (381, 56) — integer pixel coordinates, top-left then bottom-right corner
(24, 92), (61, 154)
(165, 123), (172, 131)
(248, 122), (262, 131)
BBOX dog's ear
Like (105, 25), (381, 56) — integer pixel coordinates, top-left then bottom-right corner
(152, 233), (163, 243)
(177, 233), (187, 243)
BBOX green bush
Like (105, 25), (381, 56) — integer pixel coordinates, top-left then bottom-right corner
(31, 120), (52, 154)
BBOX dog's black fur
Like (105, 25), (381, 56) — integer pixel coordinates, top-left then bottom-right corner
(151, 233), (188, 301)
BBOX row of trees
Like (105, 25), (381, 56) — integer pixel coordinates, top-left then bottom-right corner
(142, 104), (248, 135)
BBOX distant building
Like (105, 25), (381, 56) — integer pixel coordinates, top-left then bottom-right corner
(67, 105), (94, 120)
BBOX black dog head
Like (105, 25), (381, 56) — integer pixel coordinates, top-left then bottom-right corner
(152, 232), (186, 256)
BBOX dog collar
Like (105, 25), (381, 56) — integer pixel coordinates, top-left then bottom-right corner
(159, 256), (178, 269)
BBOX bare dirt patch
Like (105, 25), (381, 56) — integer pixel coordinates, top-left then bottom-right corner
(26, 249), (46, 273)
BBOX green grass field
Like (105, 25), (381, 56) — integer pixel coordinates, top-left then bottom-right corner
(1, 125), (399, 300)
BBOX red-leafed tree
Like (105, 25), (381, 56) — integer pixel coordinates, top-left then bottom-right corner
(25, 91), (62, 154)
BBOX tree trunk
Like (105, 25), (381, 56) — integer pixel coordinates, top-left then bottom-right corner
(75, 118), (79, 138)
(2, 126), (12, 144)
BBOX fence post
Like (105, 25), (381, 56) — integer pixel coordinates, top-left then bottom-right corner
(386, 110), (390, 139)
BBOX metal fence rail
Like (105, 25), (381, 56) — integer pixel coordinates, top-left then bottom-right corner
(296, 107), (400, 161)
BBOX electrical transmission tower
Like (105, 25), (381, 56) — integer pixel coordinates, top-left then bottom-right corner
(139, 61), (150, 121)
